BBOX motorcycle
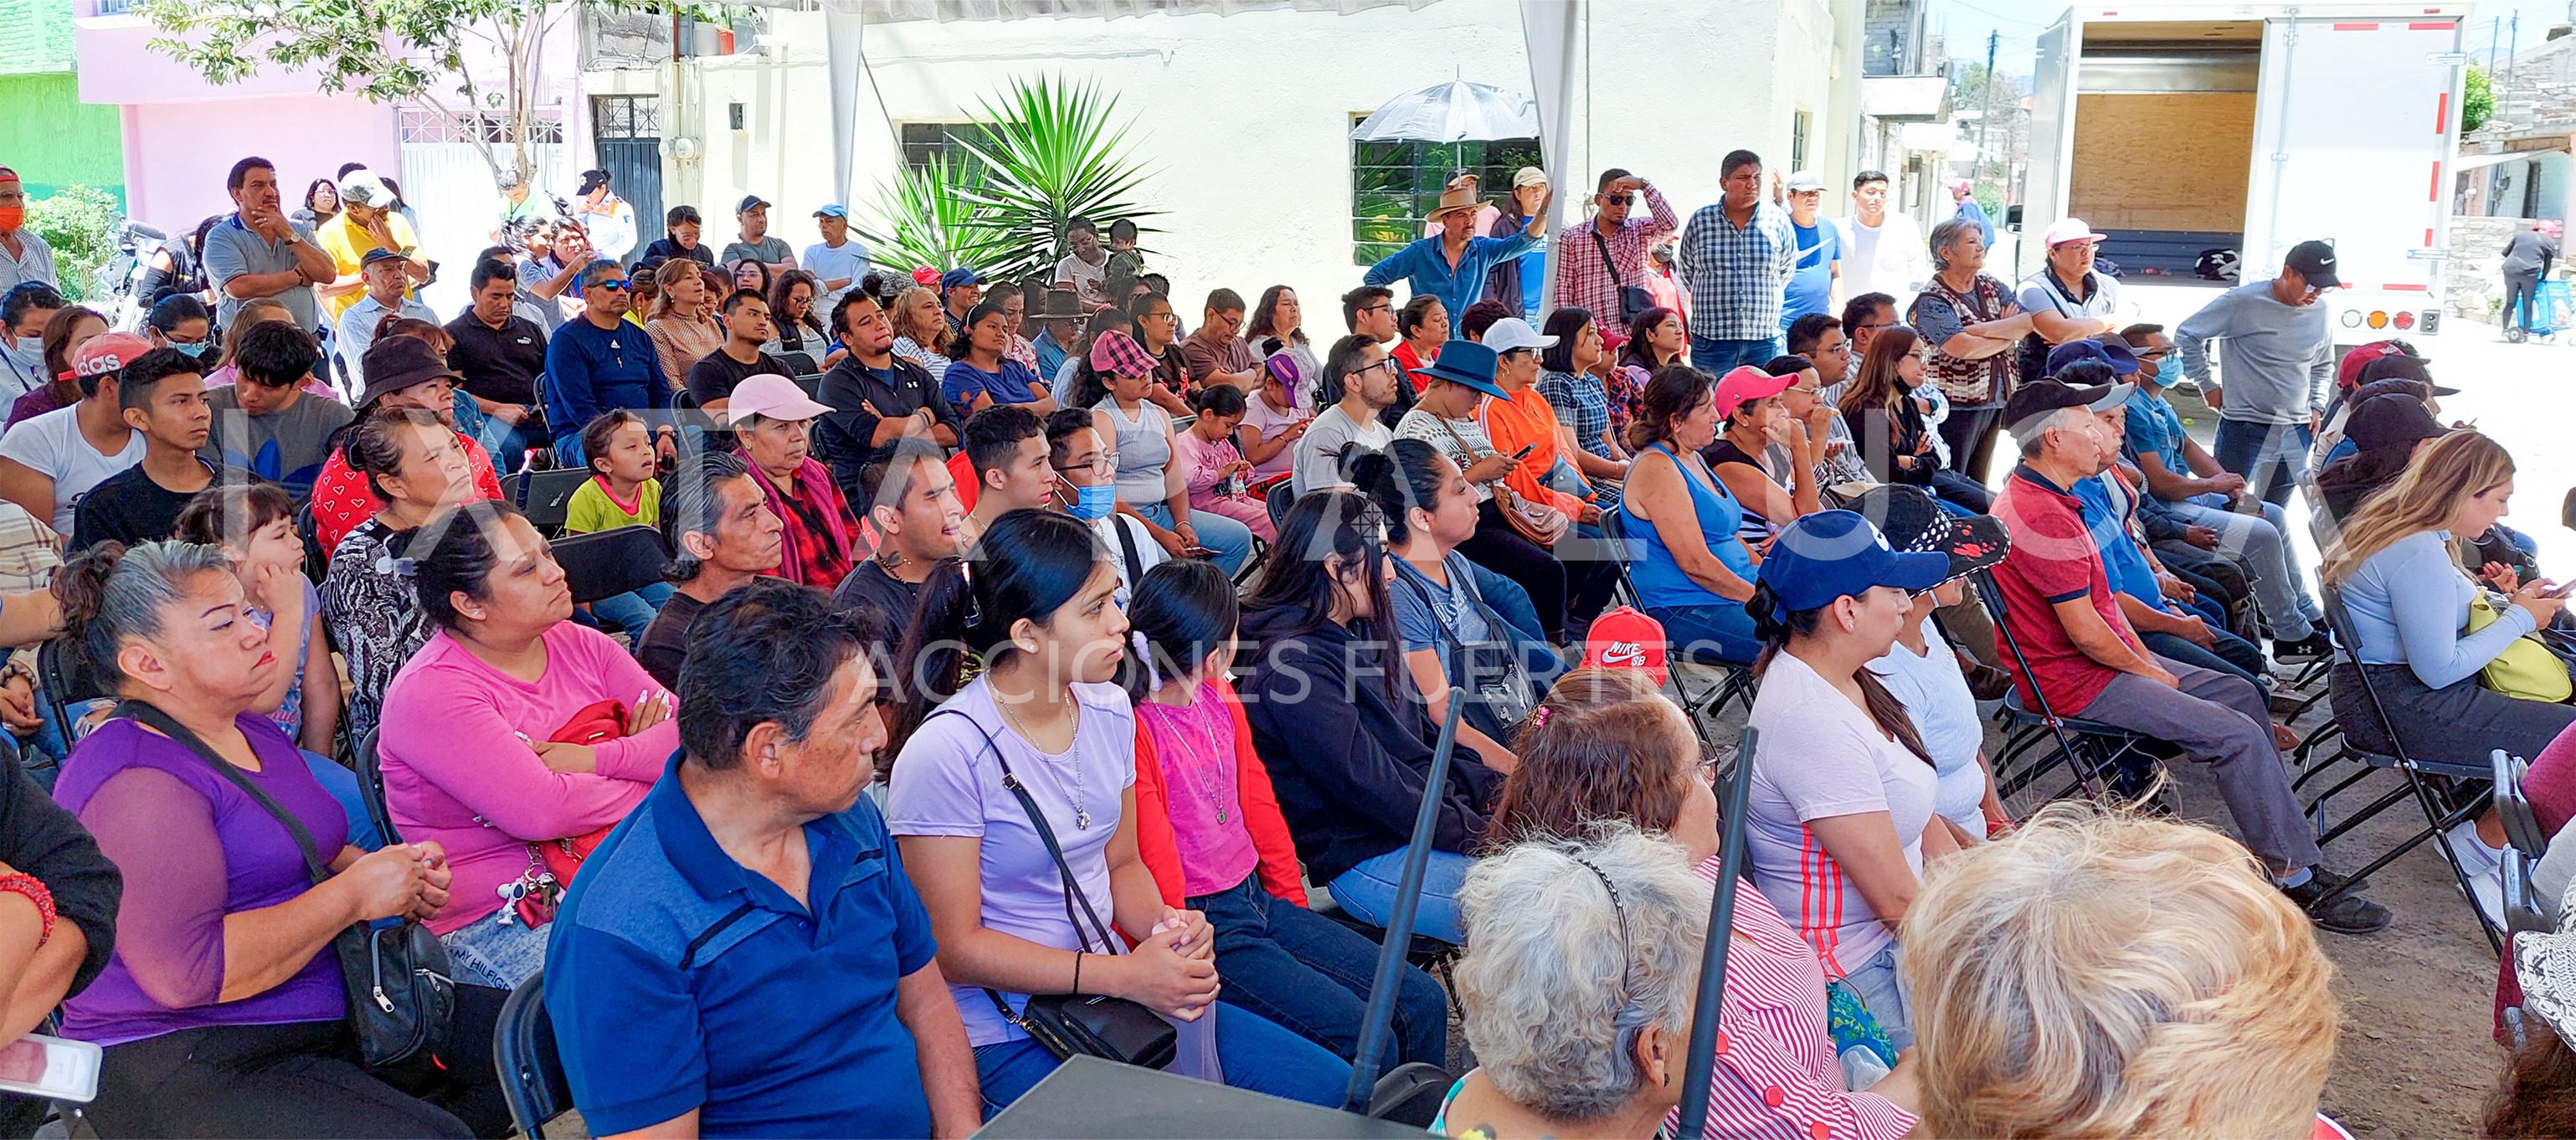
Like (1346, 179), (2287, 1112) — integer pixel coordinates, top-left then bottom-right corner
(91, 218), (167, 333)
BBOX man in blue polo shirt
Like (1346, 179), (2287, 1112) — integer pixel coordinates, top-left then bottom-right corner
(548, 582), (979, 1137)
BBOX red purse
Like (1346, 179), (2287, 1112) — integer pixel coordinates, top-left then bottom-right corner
(510, 698), (627, 926)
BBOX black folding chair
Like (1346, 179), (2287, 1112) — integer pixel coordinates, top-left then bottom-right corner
(1971, 569), (2144, 809)
(552, 526), (676, 606)
(493, 970), (573, 1140)
(1266, 480), (1298, 532)
(2496, 748), (2555, 935)
(790, 372), (827, 400)
(504, 468), (592, 534)
(352, 729), (398, 846)
(33, 639), (89, 756)
(2303, 583), (2501, 951)
(1597, 508), (1755, 735)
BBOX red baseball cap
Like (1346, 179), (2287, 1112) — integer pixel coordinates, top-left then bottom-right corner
(1711, 364), (1797, 419)
(2335, 340), (2422, 391)
(67, 332), (153, 383)
(1581, 606), (1669, 686)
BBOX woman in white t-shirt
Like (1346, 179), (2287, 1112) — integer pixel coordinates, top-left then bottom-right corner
(1742, 507), (1959, 1050)
(1854, 485), (2013, 840)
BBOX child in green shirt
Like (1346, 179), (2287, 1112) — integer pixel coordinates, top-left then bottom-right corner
(565, 410), (674, 636)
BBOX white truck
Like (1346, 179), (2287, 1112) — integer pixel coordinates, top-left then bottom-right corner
(2020, 3), (2469, 341)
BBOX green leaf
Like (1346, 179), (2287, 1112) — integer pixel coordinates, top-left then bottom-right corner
(850, 156), (1019, 284)
(27, 186), (124, 303)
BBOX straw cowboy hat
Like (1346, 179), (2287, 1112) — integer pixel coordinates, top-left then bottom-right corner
(1427, 174), (1489, 222)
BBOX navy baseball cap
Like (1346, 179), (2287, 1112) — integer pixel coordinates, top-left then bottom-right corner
(941, 267), (983, 290)
(1757, 510), (1951, 612)
(2046, 337), (2139, 377)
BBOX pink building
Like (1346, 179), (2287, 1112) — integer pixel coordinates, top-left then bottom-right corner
(71, 0), (398, 236)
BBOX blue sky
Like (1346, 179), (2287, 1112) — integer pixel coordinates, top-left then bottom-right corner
(1928, 0), (2573, 78)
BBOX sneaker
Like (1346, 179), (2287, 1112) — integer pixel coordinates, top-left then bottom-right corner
(2467, 862), (2507, 931)
(2283, 869), (2393, 934)
(2441, 819), (2507, 877)
(2272, 631), (2333, 664)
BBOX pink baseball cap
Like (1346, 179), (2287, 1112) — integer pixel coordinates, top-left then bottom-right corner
(68, 332), (154, 382)
(2043, 217), (2106, 247)
(1711, 365), (1796, 419)
(722, 373), (834, 425)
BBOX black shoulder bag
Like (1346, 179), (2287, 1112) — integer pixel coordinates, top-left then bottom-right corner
(115, 701), (456, 1072)
(926, 709), (1178, 1070)
(1395, 569), (1536, 744)
(1592, 227), (1656, 326)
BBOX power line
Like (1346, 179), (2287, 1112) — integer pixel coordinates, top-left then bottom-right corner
(1936, 0), (2046, 31)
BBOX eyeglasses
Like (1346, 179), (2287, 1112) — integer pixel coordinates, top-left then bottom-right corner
(594, 279), (631, 291)
(1052, 456), (1116, 478)
(1350, 357), (1401, 378)
(1360, 304), (1392, 315)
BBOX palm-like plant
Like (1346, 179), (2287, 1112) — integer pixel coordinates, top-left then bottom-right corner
(851, 154), (1016, 285)
(949, 74), (1160, 283)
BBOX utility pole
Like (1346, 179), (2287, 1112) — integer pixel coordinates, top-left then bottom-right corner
(1974, 28), (2000, 192)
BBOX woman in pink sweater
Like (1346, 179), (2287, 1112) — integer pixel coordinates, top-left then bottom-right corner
(377, 501), (677, 989)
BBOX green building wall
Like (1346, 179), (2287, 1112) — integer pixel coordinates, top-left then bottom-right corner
(0, 0), (125, 206)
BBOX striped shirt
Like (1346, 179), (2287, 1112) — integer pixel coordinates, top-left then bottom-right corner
(1554, 184), (1682, 321)
(1665, 853), (1919, 1140)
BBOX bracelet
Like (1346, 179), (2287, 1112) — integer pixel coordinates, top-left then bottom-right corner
(0, 874), (56, 948)
(1070, 951), (1083, 997)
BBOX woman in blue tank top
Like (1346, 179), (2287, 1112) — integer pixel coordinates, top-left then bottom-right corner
(1617, 365), (1762, 662)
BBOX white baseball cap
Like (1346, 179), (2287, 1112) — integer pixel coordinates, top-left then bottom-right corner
(1481, 317), (1559, 354)
(2044, 217), (2107, 247)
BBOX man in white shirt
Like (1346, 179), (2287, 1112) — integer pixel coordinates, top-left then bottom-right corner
(0, 332), (148, 536)
(1834, 169), (1930, 303)
(801, 204), (870, 313)
(333, 248), (439, 392)
(1294, 333), (1401, 496)
(0, 169), (55, 292)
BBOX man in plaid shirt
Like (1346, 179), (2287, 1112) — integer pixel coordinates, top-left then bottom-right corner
(1679, 150), (1797, 375)
(1553, 167), (1679, 338)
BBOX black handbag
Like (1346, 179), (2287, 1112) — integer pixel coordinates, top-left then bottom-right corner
(116, 701), (456, 1071)
(1396, 569), (1538, 744)
(927, 710), (1179, 1071)
(1592, 227), (1657, 326)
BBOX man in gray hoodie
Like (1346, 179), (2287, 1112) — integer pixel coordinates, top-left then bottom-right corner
(2173, 239), (2341, 510)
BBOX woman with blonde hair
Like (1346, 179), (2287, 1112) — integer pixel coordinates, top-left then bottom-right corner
(891, 285), (958, 378)
(1900, 804), (2343, 1139)
(2320, 429), (2573, 921)
(642, 257), (721, 395)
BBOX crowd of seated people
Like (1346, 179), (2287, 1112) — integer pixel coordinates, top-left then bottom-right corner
(0, 151), (2569, 1140)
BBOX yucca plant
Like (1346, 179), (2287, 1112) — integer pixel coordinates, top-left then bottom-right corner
(851, 155), (1017, 284)
(949, 74), (1161, 283)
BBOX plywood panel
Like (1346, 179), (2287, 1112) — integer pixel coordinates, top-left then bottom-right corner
(2069, 92), (2255, 233)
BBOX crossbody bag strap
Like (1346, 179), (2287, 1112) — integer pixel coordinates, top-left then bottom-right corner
(1591, 226), (1624, 286)
(1112, 517), (1147, 587)
(924, 708), (1120, 952)
(114, 701), (332, 887)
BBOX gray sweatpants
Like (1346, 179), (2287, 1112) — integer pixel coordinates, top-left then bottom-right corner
(2076, 654), (2322, 876)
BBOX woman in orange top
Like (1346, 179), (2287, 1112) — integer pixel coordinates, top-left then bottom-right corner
(1475, 317), (1619, 632)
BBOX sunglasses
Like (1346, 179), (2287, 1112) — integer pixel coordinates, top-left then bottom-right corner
(595, 279), (631, 291)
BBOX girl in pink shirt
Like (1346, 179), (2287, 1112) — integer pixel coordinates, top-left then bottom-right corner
(1173, 386), (1275, 541)
(375, 500), (677, 989)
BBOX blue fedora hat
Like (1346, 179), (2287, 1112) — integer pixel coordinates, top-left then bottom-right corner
(1416, 340), (1509, 400)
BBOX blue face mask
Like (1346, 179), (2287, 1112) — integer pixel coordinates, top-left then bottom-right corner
(171, 341), (215, 361)
(1062, 480), (1117, 521)
(9, 336), (37, 362)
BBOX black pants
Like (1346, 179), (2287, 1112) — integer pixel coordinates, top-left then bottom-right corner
(2506, 272), (2543, 334)
(1461, 498), (1570, 640)
(1938, 404), (2003, 483)
(86, 985), (513, 1139)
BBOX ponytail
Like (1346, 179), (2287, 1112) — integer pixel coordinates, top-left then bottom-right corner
(887, 509), (1103, 766)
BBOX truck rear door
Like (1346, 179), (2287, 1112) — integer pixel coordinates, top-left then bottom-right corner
(2018, 12), (2080, 280)
(2244, 13), (2465, 339)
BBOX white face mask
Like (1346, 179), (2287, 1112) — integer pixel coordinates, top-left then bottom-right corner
(8, 336), (39, 367)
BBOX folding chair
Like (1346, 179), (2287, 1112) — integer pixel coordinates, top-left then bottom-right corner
(493, 970), (573, 1140)
(1970, 569), (2144, 809)
(2304, 583), (2501, 952)
(33, 639), (89, 755)
(352, 728), (398, 846)
(1266, 480), (1298, 532)
(2495, 748), (2549, 858)
(790, 372), (827, 400)
(1597, 508), (1755, 735)
(551, 526), (676, 605)
(504, 468), (592, 534)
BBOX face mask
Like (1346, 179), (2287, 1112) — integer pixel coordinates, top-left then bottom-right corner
(172, 341), (216, 361)
(1063, 480), (1117, 521)
(10, 336), (38, 362)
(0, 206), (21, 233)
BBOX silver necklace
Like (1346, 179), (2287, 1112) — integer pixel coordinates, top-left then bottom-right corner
(1153, 692), (1235, 825)
(998, 691), (1090, 829)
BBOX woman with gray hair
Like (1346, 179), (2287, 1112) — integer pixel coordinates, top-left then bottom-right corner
(49, 540), (511, 1137)
(1905, 214), (2034, 481)
(1436, 824), (1704, 1139)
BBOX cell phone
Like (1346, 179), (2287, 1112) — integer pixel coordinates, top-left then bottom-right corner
(2544, 579), (2576, 599)
(0, 1034), (100, 1104)
(1183, 546), (1220, 559)
(1511, 444), (1537, 460)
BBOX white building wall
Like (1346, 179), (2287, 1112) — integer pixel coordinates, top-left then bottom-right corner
(595, 0), (1853, 319)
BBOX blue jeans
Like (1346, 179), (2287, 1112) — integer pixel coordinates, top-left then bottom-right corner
(1190, 876), (1447, 1072)
(587, 580), (674, 637)
(440, 905), (549, 989)
(1648, 601), (1761, 665)
(2157, 492), (2317, 641)
(1926, 468), (1992, 513)
(2212, 419), (2314, 510)
(301, 750), (384, 852)
(1325, 847), (1473, 947)
(1842, 942), (1914, 1051)
(1690, 334), (1785, 375)
(972, 1003), (1350, 1117)
(1130, 502), (1255, 577)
